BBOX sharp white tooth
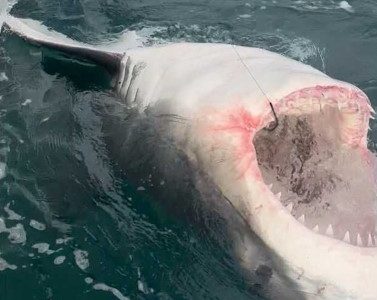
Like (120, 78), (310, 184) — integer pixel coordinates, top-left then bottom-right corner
(343, 231), (351, 243)
(275, 192), (281, 200)
(368, 234), (374, 247)
(298, 215), (305, 224)
(325, 224), (334, 236)
(313, 225), (319, 233)
(286, 202), (293, 213)
(357, 234), (363, 247)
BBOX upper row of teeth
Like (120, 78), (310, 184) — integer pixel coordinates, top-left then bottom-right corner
(273, 190), (376, 247)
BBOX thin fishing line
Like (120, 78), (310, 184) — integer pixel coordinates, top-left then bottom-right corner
(231, 44), (278, 131)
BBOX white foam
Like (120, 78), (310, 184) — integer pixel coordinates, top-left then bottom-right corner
(4, 203), (23, 220)
(238, 14), (251, 18)
(56, 237), (73, 245)
(53, 256), (66, 265)
(7, 0), (17, 10)
(339, 1), (354, 12)
(100, 30), (144, 53)
(0, 72), (8, 82)
(21, 99), (32, 106)
(251, 33), (326, 71)
(137, 280), (148, 294)
(0, 0), (7, 30)
(0, 162), (6, 180)
(287, 0), (344, 12)
(85, 277), (94, 284)
(8, 223), (26, 244)
(93, 283), (129, 300)
(73, 249), (89, 270)
(29, 219), (46, 231)
(288, 37), (319, 61)
(32, 243), (55, 255)
(0, 218), (27, 244)
(0, 256), (17, 271)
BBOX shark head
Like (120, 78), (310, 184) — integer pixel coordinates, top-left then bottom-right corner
(112, 44), (377, 299)
(191, 83), (376, 299)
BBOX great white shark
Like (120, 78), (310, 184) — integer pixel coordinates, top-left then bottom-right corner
(1, 11), (377, 300)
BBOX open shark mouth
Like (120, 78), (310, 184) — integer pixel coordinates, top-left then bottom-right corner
(253, 86), (377, 248)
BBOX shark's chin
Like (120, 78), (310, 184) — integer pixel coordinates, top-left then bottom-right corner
(254, 86), (377, 249)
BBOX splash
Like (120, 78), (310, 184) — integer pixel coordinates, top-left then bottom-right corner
(339, 1), (354, 13)
(0, 0), (17, 28)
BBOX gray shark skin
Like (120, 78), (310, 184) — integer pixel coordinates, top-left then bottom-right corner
(2, 14), (377, 300)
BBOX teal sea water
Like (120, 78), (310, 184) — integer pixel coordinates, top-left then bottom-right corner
(0, 0), (377, 299)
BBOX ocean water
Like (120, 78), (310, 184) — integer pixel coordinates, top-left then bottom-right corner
(0, 0), (376, 299)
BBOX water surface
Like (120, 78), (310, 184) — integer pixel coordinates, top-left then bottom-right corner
(0, 0), (376, 299)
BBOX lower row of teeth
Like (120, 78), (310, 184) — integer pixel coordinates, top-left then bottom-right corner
(275, 192), (376, 247)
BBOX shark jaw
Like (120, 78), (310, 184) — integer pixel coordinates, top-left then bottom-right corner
(245, 85), (377, 298)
